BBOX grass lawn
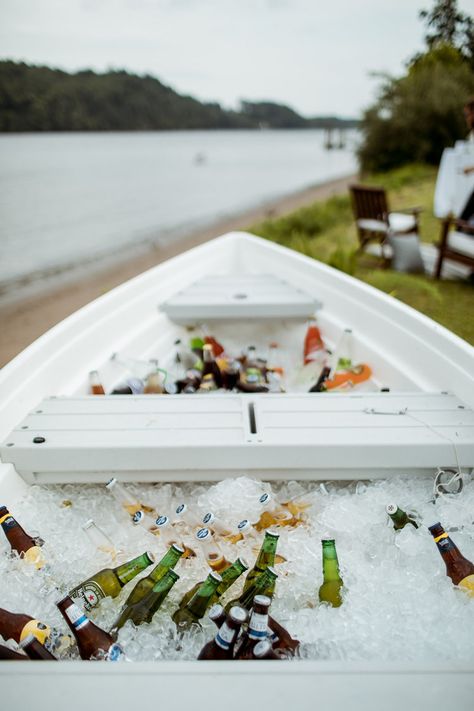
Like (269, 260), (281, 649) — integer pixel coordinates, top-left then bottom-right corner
(250, 164), (474, 345)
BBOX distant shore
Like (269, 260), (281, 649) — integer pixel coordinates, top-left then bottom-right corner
(0, 173), (356, 367)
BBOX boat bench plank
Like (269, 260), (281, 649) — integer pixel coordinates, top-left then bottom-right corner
(159, 273), (321, 321)
(1, 392), (473, 483)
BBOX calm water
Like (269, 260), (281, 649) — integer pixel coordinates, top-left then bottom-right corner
(0, 130), (357, 296)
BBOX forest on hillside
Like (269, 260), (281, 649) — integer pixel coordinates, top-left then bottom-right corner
(0, 62), (358, 132)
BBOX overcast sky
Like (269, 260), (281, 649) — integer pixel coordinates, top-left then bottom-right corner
(1, 0), (472, 117)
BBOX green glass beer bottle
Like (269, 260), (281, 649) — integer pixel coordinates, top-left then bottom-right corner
(69, 551), (155, 611)
(114, 569), (179, 628)
(120, 544), (184, 608)
(242, 530), (279, 593)
(172, 571), (222, 633)
(318, 539), (343, 607)
(178, 557), (249, 611)
(226, 566), (278, 612)
(386, 504), (419, 531)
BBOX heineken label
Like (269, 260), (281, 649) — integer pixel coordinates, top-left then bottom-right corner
(107, 643), (124, 661)
(215, 622), (235, 650)
(248, 612), (268, 639)
(458, 575), (474, 597)
(70, 580), (106, 611)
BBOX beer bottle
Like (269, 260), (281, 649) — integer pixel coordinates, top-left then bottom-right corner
(19, 634), (57, 660)
(221, 359), (240, 391)
(202, 343), (223, 388)
(303, 319), (325, 365)
(254, 493), (294, 531)
(202, 512), (231, 537)
(195, 528), (230, 573)
(267, 615), (300, 656)
(172, 571), (222, 632)
(226, 566), (278, 611)
(177, 556), (248, 611)
(82, 519), (119, 560)
(106, 478), (155, 516)
(386, 504), (419, 530)
(178, 368), (202, 394)
(144, 368), (166, 394)
(428, 522), (474, 596)
(226, 519), (253, 544)
(208, 604), (226, 629)
(114, 569), (179, 628)
(0, 607), (72, 656)
(198, 373), (219, 392)
(69, 551), (155, 611)
(197, 606), (247, 660)
(121, 544), (184, 609)
(0, 506), (45, 569)
(235, 595), (271, 659)
(243, 530), (279, 593)
(0, 643), (27, 660)
(89, 370), (105, 395)
(319, 539), (344, 607)
(56, 595), (124, 661)
(175, 503), (202, 531)
(190, 336), (205, 361)
(203, 332), (225, 357)
(252, 639), (282, 660)
(111, 377), (145, 395)
(150, 515), (195, 558)
(308, 365), (331, 392)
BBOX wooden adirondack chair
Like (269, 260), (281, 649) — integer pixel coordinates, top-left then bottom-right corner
(350, 184), (421, 256)
(435, 217), (474, 279)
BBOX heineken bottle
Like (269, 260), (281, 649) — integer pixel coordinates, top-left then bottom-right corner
(243, 530), (279, 593)
(178, 557), (249, 611)
(113, 569), (179, 629)
(386, 504), (419, 530)
(318, 539), (343, 607)
(172, 571), (222, 633)
(226, 566), (278, 611)
(69, 551), (155, 611)
(429, 522), (474, 596)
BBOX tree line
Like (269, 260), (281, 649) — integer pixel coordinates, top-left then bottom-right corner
(0, 62), (357, 133)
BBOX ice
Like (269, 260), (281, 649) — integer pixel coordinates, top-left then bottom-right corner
(1, 473), (474, 663)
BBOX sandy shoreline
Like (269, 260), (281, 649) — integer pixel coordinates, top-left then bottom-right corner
(0, 174), (356, 368)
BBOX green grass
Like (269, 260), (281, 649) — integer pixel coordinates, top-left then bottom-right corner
(250, 164), (474, 345)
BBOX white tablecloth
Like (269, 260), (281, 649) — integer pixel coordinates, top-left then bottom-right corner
(434, 140), (474, 218)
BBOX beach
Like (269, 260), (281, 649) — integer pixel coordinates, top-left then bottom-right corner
(0, 174), (355, 368)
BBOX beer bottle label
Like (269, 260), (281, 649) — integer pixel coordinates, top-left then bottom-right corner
(458, 575), (474, 597)
(0, 514), (18, 530)
(215, 622), (235, 650)
(64, 603), (89, 630)
(248, 612), (268, 639)
(70, 580), (106, 611)
(107, 643), (124, 661)
(20, 620), (50, 645)
(433, 532), (456, 553)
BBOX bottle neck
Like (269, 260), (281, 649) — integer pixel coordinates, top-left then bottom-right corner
(187, 576), (221, 617)
(248, 608), (269, 640)
(240, 570), (276, 608)
(149, 547), (182, 582)
(116, 552), (152, 585)
(322, 545), (341, 582)
(390, 508), (409, 527)
(143, 571), (177, 609)
(217, 561), (246, 595)
(60, 600), (90, 635)
(254, 534), (278, 572)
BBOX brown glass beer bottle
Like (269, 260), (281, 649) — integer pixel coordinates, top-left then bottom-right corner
(429, 522), (474, 596)
(0, 607), (71, 655)
(56, 595), (124, 660)
(0, 506), (45, 568)
(235, 595), (271, 660)
(197, 606), (247, 660)
(0, 643), (28, 660)
(19, 634), (57, 660)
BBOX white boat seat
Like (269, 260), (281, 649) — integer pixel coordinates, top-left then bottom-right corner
(159, 273), (321, 322)
(1, 392), (473, 484)
(448, 231), (474, 258)
(357, 213), (417, 235)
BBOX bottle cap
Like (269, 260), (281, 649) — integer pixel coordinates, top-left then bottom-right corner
(321, 538), (335, 544)
(202, 512), (215, 525)
(208, 604), (224, 620)
(237, 519), (251, 532)
(253, 639), (272, 658)
(132, 510), (145, 525)
(237, 556), (249, 570)
(171, 543), (185, 554)
(106, 478), (117, 490)
(386, 504), (398, 515)
(229, 606), (247, 624)
(265, 529), (280, 539)
(253, 595), (271, 607)
(155, 515), (170, 528)
(209, 571), (222, 583)
(266, 566), (278, 578)
(145, 551), (155, 564)
(428, 522), (442, 534)
(176, 503), (186, 515)
(196, 527), (211, 541)
(19, 634), (37, 649)
(259, 493), (271, 506)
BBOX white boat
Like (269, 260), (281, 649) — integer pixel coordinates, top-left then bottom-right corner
(0, 232), (473, 709)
